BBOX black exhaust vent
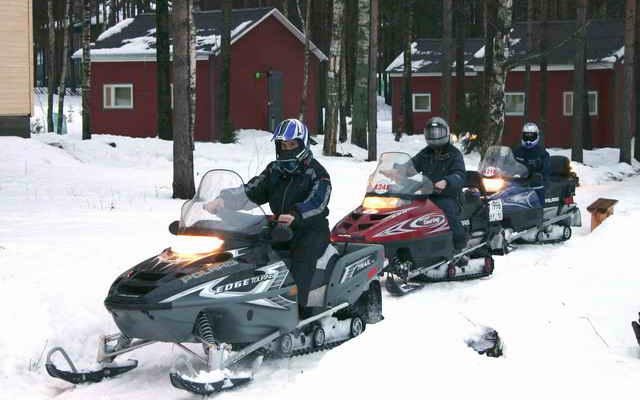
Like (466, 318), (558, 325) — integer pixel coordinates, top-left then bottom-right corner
(133, 271), (166, 282)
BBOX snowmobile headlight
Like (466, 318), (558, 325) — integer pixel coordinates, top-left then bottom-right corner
(482, 178), (505, 193)
(170, 235), (224, 257)
(362, 196), (407, 210)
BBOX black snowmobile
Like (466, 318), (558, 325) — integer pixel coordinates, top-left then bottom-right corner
(46, 170), (385, 395)
(466, 146), (581, 252)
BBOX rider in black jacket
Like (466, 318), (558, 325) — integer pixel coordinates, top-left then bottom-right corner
(411, 117), (467, 250)
(513, 122), (550, 203)
(206, 119), (331, 315)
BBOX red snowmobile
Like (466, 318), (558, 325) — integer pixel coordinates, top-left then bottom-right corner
(331, 152), (500, 295)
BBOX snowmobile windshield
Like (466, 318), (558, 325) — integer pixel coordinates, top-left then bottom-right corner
(366, 152), (433, 199)
(478, 146), (529, 179)
(179, 170), (267, 237)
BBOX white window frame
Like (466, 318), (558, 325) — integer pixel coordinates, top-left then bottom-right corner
(412, 93), (431, 112)
(563, 91), (598, 116)
(504, 92), (525, 116)
(103, 83), (134, 109)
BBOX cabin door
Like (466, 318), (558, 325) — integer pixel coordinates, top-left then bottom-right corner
(267, 70), (283, 131)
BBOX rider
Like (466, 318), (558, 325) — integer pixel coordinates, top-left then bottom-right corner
(411, 117), (467, 251)
(513, 122), (550, 202)
(205, 118), (332, 316)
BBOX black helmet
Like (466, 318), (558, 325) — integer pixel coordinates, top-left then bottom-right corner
(424, 117), (450, 148)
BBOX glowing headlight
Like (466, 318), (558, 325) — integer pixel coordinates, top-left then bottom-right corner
(482, 178), (505, 193)
(170, 235), (224, 256)
(362, 196), (407, 210)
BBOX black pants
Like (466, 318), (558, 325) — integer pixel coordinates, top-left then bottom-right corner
(288, 223), (330, 309)
(432, 196), (467, 250)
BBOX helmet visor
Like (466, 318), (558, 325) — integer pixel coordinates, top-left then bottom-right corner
(522, 131), (538, 144)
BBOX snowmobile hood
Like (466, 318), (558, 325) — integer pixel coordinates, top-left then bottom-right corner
(104, 247), (293, 311)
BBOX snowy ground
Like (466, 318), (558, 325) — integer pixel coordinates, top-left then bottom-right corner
(2, 97), (640, 399)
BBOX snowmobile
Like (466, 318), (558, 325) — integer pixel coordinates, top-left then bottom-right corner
(468, 146), (581, 252)
(459, 132), (479, 155)
(632, 315), (640, 347)
(331, 152), (499, 296)
(46, 169), (385, 395)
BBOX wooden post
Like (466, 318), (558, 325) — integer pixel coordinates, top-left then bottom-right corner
(587, 198), (618, 231)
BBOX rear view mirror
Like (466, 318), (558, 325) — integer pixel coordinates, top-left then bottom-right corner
(168, 221), (180, 235)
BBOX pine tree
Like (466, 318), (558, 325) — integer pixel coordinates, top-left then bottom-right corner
(323, 0), (344, 156)
(620, 0), (636, 163)
(454, 0), (465, 132)
(539, 0), (549, 141)
(351, 0), (370, 149)
(398, 2), (414, 140)
(57, 0), (73, 135)
(220, 0), (235, 142)
(47, 0), (56, 132)
(368, 0), (379, 161)
(524, 0), (535, 119)
(157, 0), (172, 140)
(82, 0), (92, 140)
(634, 0), (640, 160)
(171, 0), (196, 199)
(441, 0), (453, 122)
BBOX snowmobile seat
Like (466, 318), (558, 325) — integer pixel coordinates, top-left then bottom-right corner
(549, 155), (570, 180)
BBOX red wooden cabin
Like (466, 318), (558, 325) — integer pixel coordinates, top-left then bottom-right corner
(387, 20), (630, 148)
(73, 7), (326, 141)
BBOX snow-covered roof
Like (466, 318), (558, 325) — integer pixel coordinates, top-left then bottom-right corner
(387, 20), (624, 74)
(72, 7), (327, 62)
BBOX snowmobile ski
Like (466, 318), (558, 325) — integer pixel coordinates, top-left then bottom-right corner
(45, 347), (138, 384)
(632, 316), (640, 347)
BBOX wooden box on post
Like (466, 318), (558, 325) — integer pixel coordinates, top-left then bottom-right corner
(586, 198), (618, 231)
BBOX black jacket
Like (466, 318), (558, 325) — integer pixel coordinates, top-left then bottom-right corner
(242, 158), (331, 231)
(513, 144), (550, 181)
(410, 143), (466, 200)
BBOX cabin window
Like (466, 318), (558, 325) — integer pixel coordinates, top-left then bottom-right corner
(563, 91), (598, 116)
(505, 92), (525, 116)
(103, 84), (134, 109)
(412, 93), (431, 112)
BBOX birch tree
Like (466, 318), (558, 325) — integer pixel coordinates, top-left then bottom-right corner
(620, 0), (636, 163)
(82, 0), (92, 140)
(539, 0), (548, 141)
(479, 0), (512, 155)
(171, 0), (196, 199)
(441, 0), (453, 122)
(323, 0), (344, 156)
(298, 0), (312, 122)
(47, 0), (55, 132)
(157, 0), (172, 140)
(368, 0), (379, 161)
(524, 0), (535, 119)
(351, 0), (370, 149)
(57, 0), (73, 135)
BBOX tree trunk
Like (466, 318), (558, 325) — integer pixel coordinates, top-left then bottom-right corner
(572, 0), (587, 163)
(480, 0), (512, 156)
(298, 0), (312, 122)
(620, 0), (636, 163)
(539, 0), (548, 143)
(220, 0), (234, 142)
(351, 0), (370, 149)
(156, 0), (172, 140)
(47, 0), (56, 132)
(172, 0), (196, 199)
(323, 0), (344, 156)
(524, 0), (535, 119)
(282, 0), (288, 17)
(57, 0), (73, 135)
(454, 0), (465, 132)
(635, 0), (640, 160)
(441, 0), (453, 122)
(398, 3), (414, 140)
(367, 0), (378, 161)
(109, 0), (116, 26)
(189, 6), (197, 142)
(339, 15), (348, 144)
(82, 0), (92, 140)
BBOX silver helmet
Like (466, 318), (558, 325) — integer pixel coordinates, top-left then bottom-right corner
(424, 117), (451, 148)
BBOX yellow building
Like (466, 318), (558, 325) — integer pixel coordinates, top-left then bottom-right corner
(0, 0), (33, 138)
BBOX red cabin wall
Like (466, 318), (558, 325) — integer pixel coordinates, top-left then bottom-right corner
(391, 67), (617, 149)
(90, 14), (321, 141)
(224, 15), (319, 135)
(90, 60), (212, 140)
